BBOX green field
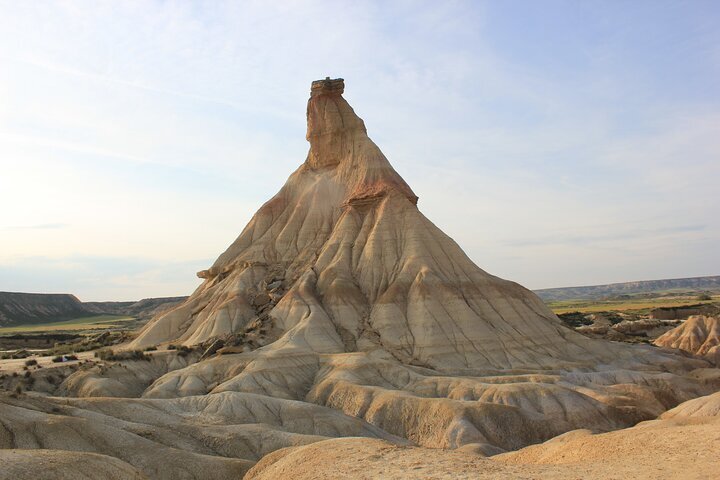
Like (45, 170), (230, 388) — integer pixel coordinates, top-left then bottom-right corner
(0, 315), (136, 334)
(548, 295), (719, 315)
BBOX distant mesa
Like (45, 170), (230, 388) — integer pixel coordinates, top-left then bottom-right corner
(535, 275), (720, 302)
(0, 291), (187, 327)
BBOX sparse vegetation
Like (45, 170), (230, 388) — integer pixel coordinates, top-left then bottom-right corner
(95, 349), (150, 362)
(548, 294), (718, 315)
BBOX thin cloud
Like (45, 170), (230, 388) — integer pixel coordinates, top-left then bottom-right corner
(2, 223), (69, 230)
(506, 225), (707, 248)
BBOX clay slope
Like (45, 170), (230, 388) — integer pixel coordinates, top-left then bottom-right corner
(246, 392), (720, 480)
(120, 78), (715, 451)
(0, 449), (145, 480)
(654, 315), (720, 365)
(0, 389), (401, 479)
(133, 78), (627, 372)
(3, 79), (717, 479)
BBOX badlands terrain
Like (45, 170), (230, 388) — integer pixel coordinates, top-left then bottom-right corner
(0, 78), (718, 479)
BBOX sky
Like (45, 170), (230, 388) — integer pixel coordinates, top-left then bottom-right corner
(0, 0), (718, 301)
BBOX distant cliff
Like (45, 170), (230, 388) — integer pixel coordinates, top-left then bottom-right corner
(0, 292), (91, 326)
(84, 297), (187, 319)
(0, 292), (187, 327)
(535, 275), (720, 301)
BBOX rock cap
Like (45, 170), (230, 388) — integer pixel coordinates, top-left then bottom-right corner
(311, 77), (345, 97)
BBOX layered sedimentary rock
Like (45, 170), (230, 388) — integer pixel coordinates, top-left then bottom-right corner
(244, 391), (720, 480)
(654, 315), (720, 365)
(121, 78), (716, 451)
(133, 78), (626, 372)
(2, 79), (718, 479)
(0, 292), (90, 326)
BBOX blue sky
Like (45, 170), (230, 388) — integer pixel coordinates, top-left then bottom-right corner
(0, 0), (718, 300)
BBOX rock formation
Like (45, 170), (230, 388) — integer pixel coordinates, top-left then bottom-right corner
(654, 315), (720, 365)
(244, 391), (720, 480)
(132, 78), (628, 372)
(1, 79), (718, 479)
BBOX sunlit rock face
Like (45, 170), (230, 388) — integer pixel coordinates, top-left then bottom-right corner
(655, 315), (720, 365)
(130, 78), (613, 373)
(10, 79), (713, 479)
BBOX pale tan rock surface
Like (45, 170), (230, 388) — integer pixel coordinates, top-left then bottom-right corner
(0, 390), (400, 479)
(654, 315), (720, 365)
(1, 79), (718, 479)
(246, 393), (720, 480)
(0, 449), (146, 480)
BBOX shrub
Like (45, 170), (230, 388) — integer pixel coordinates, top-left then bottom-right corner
(97, 349), (149, 362)
(52, 356), (64, 363)
(167, 344), (178, 350)
(144, 346), (157, 351)
(24, 359), (38, 367)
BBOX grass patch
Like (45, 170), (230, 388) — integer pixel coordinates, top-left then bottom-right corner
(548, 295), (718, 315)
(0, 315), (135, 334)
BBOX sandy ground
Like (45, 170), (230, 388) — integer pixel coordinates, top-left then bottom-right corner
(0, 351), (94, 373)
(246, 416), (720, 480)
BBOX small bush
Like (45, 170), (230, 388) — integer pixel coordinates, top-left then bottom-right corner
(52, 356), (64, 363)
(97, 349), (149, 362)
(24, 359), (38, 367)
(144, 346), (157, 351)
(167, 344), (178, 350)
(24, 371), (31, 378)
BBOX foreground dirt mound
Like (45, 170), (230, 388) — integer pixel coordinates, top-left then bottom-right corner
(654, 315), (720, 365)
(246, 392), (720, 480)
(0, 449), (146, 480)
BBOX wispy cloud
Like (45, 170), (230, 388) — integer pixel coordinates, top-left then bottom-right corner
(2, 223), (69, 230)
(506, 225), (707, 248)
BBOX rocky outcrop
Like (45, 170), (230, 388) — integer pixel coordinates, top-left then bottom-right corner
(83, 296), (187, 320)
(2, 79), (717, 479)
(245, 393), (720, 479)
(654, 315), (720, 365)
(133, 78), (620, 374)
(649, 304), (719, 320)
(0, 449), (146, 480)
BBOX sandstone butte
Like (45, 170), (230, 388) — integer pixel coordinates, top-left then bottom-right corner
(1, 78), (718, 480)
